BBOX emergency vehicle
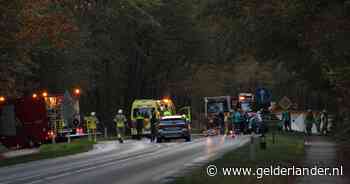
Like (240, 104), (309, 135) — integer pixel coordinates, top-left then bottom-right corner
(238, 93), (255, 112)
(0, 89), (84, 148)
(130, 98), (176, 137)
(204, 96), (235, 118)
(204, 96), (236, 131)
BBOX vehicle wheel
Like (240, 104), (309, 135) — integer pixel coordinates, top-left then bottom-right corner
(185, 136), (191, 142)
(156, 137), (162, 143)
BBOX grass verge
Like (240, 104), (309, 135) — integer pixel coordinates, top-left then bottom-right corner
(0, 139), (95, 167)
(173, 132), (305, 184)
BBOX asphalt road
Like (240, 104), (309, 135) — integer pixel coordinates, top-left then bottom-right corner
(0, 135), (250, 184)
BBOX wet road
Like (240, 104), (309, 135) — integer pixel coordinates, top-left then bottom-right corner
(0, 136), (250, 184)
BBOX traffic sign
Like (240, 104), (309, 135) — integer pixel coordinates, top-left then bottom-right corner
(255, 88), (271, 105)
(279, 96), (292, 110)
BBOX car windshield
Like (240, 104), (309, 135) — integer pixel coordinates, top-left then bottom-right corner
(159, 119), (186, 125)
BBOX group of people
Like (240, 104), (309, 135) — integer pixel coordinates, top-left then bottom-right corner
(114, 109), (159, 143)
(280, 109), (329, 136)
(305, 109), (329, 136)
(84, 107), (175, 144)
(210, 108), (266, 136)
(210, 108), (330, 137)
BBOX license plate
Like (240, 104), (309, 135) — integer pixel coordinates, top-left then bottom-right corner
(165, 133), (181, 138)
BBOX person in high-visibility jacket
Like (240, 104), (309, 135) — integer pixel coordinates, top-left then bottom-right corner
(85, 112), (98, 142)
(114, 109), (127, 143)
(135, 112), (144, 140)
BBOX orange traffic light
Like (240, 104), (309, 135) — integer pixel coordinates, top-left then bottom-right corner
(0, 96), (5, 102)
(42, 92), (48, 97)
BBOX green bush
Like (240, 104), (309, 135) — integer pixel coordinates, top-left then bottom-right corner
(0, 139), (94, 167)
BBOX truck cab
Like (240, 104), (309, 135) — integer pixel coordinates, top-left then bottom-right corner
(0, 97), (50, 148)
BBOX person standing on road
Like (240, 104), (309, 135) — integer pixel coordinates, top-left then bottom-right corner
(114, 109), (127, 143)
(242, 111), (249, 134)
(150, 110), (158, 143)
(218, 112), (225, 135)
(256, 110), (264, 135)
(305, 109), (315, 136)
(85, 112), (99, 142)
(136, 112), (144, 140)
(314, 111), (321, 134)
(228, 110), (235, 135)
(224, 113), (229, 135)
(281, 109), (292, 132)
(234, 109), (243, 135)
(320, 109), (329, 135)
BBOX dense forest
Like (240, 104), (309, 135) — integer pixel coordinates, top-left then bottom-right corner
(1, 0), (350, 129)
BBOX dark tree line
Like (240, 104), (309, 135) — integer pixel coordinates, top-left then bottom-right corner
(1, 0), (350, 129)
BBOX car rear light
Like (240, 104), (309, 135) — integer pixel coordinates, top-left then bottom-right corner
(47, 131), (55, 137)
(76, 128), (83, 134)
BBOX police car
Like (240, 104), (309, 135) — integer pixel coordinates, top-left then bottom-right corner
(157, 115), (191, 143)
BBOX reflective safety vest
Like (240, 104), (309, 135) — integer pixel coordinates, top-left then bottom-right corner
(85, 116), (97, 130)
(136, 115), (144, 120)
(57, 119), (64, 132)
(135, 115), (144, 129)
(114, 114), (126, 128)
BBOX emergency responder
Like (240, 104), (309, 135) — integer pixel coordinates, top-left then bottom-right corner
(85, 112), (98, 142)
(144, 113), (151, 132)
(320, 109), (329, 135)
(281, 109), (292, 132)
(136, 112), (144, 140)
(114, 109), (127, 143)
(150, 110), (158, 143)
(305, 109), (315, 136)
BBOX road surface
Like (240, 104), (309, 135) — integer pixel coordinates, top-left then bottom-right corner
(0, 136), (250, 184)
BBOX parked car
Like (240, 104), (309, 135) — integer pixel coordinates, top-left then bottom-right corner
(157, 115), (191, 143)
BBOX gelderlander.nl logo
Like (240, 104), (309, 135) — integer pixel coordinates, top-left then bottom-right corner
(206, 165), (344, 179)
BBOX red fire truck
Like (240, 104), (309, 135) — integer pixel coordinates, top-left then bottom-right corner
(0, 89), (84, 148)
